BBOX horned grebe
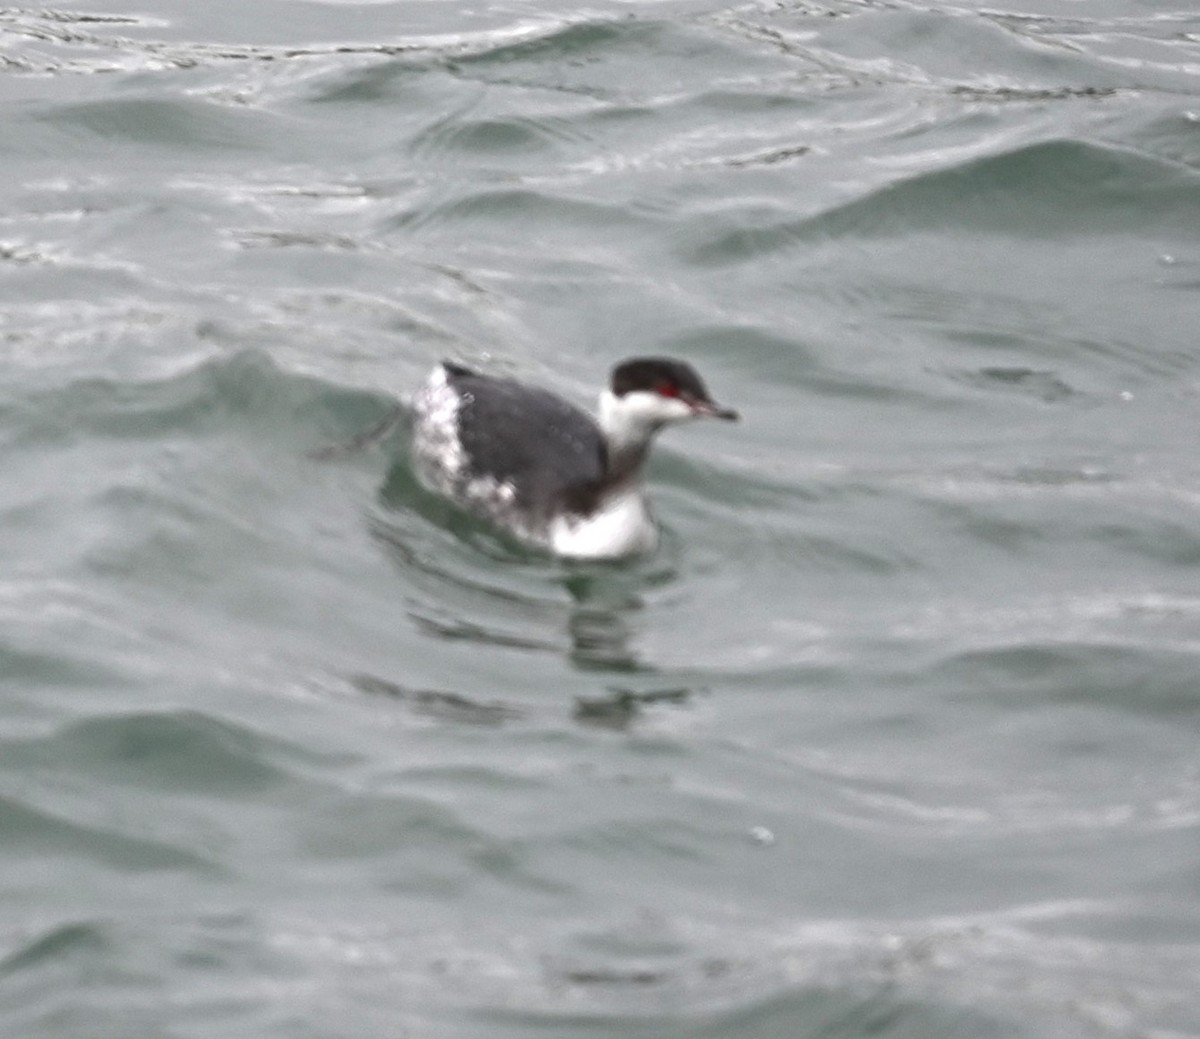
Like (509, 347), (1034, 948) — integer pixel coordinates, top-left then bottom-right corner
(410, 357), (738, 559)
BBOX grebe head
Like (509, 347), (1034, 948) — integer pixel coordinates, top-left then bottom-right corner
(598, 357), (738, 449)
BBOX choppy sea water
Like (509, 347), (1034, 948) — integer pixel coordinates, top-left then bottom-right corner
(2, 1), (1200, 1036)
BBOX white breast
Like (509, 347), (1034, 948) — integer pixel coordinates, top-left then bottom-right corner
(548, 486), (657, 560)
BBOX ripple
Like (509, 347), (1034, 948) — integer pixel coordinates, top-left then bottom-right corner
(940, 366), (1077, 402)
(388, 185), (640, 238)
(452, 18), (645, 69)
(14, 349), (392, 450)
(252, 898), (1199, 1036)
(33, 96), (268, 151)
(0, 10), (631, 81)
(681, 139), (1200, 266)
(230, 229), (365, 251)
(0, 920), (110, 979)
(0, 792), (214, 873)
(351, 673), (523, 725)
(5, 710), (293, 794)
(407, 110), (593, 164)
(409, 612), (561, 652)
(933, 639), (1200, 716)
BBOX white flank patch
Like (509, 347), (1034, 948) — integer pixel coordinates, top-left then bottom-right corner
(410, 364), (466, 496)
(462, 475), (518, 517)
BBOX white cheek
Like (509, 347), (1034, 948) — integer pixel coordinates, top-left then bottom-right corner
(599, 389), (695, 448)
(627, 391), (692, 424)
(663, 397), (695, 422)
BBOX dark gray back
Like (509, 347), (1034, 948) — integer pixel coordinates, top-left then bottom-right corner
(446, 366), (606, 515)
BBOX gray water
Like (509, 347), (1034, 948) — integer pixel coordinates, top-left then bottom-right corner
(2, 1), (1200, 1036)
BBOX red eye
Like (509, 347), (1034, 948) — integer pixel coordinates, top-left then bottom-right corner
(656, 382), (680, 398)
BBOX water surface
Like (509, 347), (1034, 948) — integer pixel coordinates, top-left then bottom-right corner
(2, 1), (1200, 1036)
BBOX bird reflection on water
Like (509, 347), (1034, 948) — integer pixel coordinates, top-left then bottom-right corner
(362, 465), (694, 729)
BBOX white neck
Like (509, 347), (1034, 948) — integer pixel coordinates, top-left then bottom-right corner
(599, 389), (656, 455)
(597, 389), (677, 484)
